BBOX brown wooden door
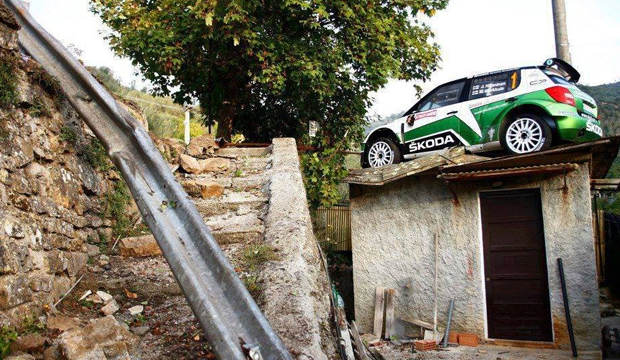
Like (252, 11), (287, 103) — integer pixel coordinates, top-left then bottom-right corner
(480, 189), (553, 342)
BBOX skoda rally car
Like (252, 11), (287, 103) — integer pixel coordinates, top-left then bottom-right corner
(362, 58), (603, 168)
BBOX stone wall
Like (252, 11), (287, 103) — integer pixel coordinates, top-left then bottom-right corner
(0, 7), (120, 326)
(350, 164), (601, 352)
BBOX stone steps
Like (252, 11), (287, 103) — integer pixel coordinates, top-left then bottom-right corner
(194, 192), (268, 217)
(215, 147), (271, 158)
(205, 213), (264, 245)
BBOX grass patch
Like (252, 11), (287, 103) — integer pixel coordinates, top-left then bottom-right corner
(0, 53), (18, 110)
(241, 243), (278, 299)
(242, 244), (278, 272)
(30, 95), (52, 118)
(103, 180), (133, 239)
(233, 169), (243, 178)
(60, 126), (77, 145)
(82, 139), (111, 171)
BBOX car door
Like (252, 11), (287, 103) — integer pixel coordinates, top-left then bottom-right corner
(461, 70), (523, 145)
(403, 80), (467, 158)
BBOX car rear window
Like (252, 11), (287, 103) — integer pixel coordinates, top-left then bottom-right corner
(547, 73), (573, 86)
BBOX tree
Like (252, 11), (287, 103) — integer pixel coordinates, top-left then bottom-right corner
(91, 0), (447, 142)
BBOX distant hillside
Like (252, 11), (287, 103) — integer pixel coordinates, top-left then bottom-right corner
(581, 81), (620, 136)
(88, 67), (209, 140)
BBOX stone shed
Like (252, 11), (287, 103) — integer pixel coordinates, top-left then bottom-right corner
(346, 137), (620, 354)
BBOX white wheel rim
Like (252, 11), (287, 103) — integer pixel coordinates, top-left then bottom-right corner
(368, 141), (395, 168)
(506, 118), (544, 154)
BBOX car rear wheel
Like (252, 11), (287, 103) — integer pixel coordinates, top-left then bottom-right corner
(501, 114), (552, 155)
(366, 137), (401, 168)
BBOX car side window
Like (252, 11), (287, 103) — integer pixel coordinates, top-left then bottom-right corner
(469, 70), (521, 100)
(418, 81), (466, 111)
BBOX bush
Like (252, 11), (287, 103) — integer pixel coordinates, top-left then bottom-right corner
(301, 143), (349, 209)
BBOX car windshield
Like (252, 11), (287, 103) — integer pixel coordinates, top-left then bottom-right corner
(418, 81), (465, 111)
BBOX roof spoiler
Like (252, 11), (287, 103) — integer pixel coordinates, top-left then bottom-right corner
(542, 58), (581, 83)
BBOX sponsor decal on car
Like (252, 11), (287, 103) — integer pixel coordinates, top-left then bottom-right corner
(530, 79), (547, 86)
(407, 131), (461, 154)
(586, 122), (603, 137)
(414, 110), (437, 121)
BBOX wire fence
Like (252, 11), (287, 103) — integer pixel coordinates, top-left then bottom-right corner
(316, 206), (352, 252)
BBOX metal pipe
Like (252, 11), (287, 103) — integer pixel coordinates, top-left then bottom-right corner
(558, 258), (578, 357)
(441, 299), (455, 348)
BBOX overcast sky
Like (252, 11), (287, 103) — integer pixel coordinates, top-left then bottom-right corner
(29, 0), (620, 117)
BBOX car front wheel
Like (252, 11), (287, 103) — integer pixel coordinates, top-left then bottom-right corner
(501, 114), (552, 155)
(365, 137), (402, 168)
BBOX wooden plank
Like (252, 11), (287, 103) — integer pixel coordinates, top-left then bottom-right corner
(398, 317), (434, 330)
(351, 321), (370, 360)
(384, 289), (395, 339)
(373, 288), (385, 338)
(369, 348), (387, 360)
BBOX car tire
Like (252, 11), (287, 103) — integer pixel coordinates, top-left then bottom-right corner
(501, 114), (553, 155)
(365, 137), (402, 168)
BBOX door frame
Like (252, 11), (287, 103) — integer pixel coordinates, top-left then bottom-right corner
(477, 187), (555, 343)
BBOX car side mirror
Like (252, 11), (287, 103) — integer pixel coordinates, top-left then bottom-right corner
(406, 114), (415, 126)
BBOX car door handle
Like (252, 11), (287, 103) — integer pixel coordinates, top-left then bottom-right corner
(505, 97), (518, 103)
(447, 111), (458, 115)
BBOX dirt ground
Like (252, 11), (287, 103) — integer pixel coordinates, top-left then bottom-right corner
(376, 342), (602, 360)
(56, 255), (215, 359)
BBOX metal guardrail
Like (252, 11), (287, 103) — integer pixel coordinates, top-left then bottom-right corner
(5, 1), (292, 359)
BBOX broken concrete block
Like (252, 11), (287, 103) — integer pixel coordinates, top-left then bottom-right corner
(179, 154), (202, 174)
(47, 314), (81, 332)
(101, 299), (120, 316)
(181, 179), (224, 199)
(119, 235), (162, 258)
(96, 291), (113, 303)
(128, 305), (144, 316)
(10, 333), (47, 354)
(58, 316), (138, 360)
(199, 158), (230, 172)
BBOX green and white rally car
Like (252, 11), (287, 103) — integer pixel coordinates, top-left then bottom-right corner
(362, 58), (603, 168)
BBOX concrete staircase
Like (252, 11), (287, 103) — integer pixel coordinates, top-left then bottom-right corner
(178, 146), (273, 263)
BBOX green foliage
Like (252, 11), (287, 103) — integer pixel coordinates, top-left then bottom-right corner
(104, 180), (133, 239)
(0, 325), (17, 359)
(59, 126), (77, 145)
(30, 96), (52, 118)
(581, 82), (620, 136)
(91, 0), (447, 142)
(584, 81), (620, 214)
(82, 139), (111, 171)
(0, 53), (18, 109)
(302, 137), (349, 209)
(21, 314), (44, 335)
